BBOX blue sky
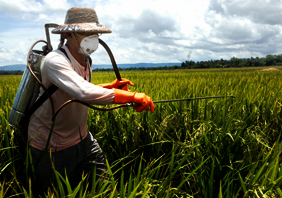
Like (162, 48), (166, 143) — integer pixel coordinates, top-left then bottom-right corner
(0, 0), (282, 66)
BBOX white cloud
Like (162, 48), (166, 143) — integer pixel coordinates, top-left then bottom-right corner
(0, 0), (69, 13)
(1, 0), (282, 66)
(210, 0), (282, 25)
(0, 26), (62, 66)
(202, 0), (282, 58)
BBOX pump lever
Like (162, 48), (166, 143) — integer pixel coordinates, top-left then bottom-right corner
(44, 23), (59, 53)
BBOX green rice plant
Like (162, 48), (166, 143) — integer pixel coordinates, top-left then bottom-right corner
(1, 68), (282, 197)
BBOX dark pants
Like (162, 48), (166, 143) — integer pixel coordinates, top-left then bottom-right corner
(30, 132), (107, 196)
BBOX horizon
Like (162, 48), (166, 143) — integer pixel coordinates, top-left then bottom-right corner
(0, 62), (183, 71)
(0, 55), (269, 69)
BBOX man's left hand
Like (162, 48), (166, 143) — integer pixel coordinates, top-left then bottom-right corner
(98, 78), (134, 91)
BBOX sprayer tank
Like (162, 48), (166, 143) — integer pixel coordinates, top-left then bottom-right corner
(8, 50), (44, 129)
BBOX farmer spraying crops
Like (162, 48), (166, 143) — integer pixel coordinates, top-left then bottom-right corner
(27, 7), (154, 195)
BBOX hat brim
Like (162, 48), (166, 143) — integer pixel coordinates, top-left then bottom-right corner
(51, 22), (111, 34)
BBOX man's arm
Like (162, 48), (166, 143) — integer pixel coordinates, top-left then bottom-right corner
(42, 52), (114, 105)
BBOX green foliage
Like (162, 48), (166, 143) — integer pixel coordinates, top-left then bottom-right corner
(181, 54), (282, 69)
(1, 68), (282, 197)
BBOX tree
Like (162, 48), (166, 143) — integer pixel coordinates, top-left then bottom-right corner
(253, 57), (260, 66)
(265, 55), (275, 66)
(230, 57), (242, 67)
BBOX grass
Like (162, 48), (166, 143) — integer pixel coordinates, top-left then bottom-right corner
(1, 67), (282, 197)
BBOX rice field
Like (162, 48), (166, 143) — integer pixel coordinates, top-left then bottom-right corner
(1, 66), (282, 197)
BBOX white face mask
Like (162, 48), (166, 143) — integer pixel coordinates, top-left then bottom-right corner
(76, 34), (99, 55)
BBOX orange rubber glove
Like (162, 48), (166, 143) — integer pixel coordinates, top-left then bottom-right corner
(114, 89), (154, 113)
(98, 78), (134, 91)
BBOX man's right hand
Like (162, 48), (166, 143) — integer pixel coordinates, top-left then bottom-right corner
(114, 89), (154, 113)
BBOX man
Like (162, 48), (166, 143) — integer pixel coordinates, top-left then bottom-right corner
(28, 7), (154, 195)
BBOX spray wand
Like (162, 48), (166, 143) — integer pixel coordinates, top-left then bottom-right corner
(51, 39), (235, 120)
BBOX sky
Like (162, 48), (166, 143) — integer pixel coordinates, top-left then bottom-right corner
(0, 0), (282, 66)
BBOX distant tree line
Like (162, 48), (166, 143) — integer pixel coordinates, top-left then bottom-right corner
(181, 54), (282, 69)
(0, 70), (23, 75)
(2, 54), (282, 75)
(93, 65), (180, 72)
(92, 54), (282, 72)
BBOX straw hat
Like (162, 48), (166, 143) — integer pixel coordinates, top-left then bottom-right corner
(52, 7), (111, 34)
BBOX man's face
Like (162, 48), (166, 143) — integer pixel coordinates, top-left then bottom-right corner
(75, 33), (99, 55)
(66, 32), (100, 56)
(67, 32), (98, 55)
(76, 32), (99, 41)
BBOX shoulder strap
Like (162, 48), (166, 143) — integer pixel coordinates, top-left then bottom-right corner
(26, 85), (58, 116)
(59, 47), (70, 61)
(26, 48), (70, 116)
(85, 55), (92, 83)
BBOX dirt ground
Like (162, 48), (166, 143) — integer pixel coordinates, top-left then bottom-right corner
(260, 68), (279, 71)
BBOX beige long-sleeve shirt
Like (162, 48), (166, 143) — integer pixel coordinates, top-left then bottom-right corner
(28, 45), (114, 151)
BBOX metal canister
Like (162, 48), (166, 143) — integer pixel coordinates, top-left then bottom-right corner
(8, 50), (45, 129)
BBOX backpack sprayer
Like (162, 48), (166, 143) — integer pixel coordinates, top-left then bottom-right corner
(8, 23), (235, 129)
(7, 23), (126, 129)
(8, 24), (63, 129)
